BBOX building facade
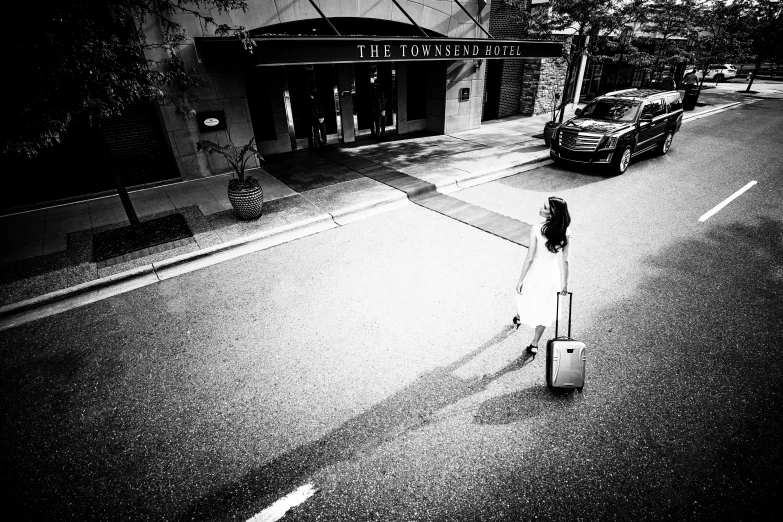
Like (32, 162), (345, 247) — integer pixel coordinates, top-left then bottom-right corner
(146, 0), (562, 180)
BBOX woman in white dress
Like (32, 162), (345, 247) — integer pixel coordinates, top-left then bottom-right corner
(513, 197), (571, 355)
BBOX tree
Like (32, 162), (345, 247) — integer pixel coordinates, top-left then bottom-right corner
(688, 0), (752, 93)
(631, 0), (695, 82)
(2, 1), (253, 223)
(742, 0), (783, 91)
(505, 0), (627, 122)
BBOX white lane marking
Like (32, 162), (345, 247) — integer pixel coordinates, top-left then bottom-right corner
(246, 483), (319, 522)
(698, 181), (758, 222)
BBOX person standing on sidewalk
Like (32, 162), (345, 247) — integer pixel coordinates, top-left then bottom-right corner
(513, 197), (571, 355)
(683, 69), (700, 90)
(310, 92), (327, 147)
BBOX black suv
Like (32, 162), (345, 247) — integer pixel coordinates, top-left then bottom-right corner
(549, 89), (683, 175)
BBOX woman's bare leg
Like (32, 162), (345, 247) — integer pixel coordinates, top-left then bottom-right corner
(531, 325), (546, 346)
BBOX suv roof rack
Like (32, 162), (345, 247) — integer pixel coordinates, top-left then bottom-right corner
(603, 88), (638, 97)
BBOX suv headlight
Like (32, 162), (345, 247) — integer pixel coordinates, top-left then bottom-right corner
(604, 136), (618, 149)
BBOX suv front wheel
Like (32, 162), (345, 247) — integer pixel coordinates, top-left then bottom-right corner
(612, 146), (632, 175)
(656, 131), (674, 155)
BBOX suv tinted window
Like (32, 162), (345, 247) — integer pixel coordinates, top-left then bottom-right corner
(643, 98), (666, 117)
(581, 99), (641, 122)
(666, 93), (682, 112)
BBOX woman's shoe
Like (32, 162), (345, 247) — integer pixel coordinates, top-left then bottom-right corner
(526, 344), (538, 355)
(512, 315), (521, 329)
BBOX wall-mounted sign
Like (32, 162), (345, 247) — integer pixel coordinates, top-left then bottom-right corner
(196, 110), (227, 133)
(195, 37), (563, 66)
(461, 88), (470, 101)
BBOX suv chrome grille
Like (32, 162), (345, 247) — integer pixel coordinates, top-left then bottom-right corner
(559, 131), (602, 151)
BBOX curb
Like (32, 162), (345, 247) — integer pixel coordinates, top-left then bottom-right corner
(0, 216), (335, 332)
(455, 152), (552, 188)
(682, 101), (743, 122)
(0, 191), (419, 332)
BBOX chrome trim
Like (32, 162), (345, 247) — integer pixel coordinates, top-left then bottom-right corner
(333, 65), (343, 142)
(631, 144), (656, 157)
(281, 68), (297, 151)
(559, 130), (602, 152)
(389, 62), (397, 133)
(352, 64), (361, 137)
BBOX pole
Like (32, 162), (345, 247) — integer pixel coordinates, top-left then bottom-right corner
(571, 35), (589, 111)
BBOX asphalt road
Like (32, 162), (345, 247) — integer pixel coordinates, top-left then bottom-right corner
(1, 97), (781, 521)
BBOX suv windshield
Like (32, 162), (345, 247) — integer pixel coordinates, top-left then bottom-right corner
(580, 99), (641, 122)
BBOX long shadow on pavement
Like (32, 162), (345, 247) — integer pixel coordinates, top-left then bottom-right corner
(174, 327), (534, 522)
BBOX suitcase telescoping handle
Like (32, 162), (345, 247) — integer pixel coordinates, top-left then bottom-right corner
(555, 292), (573, 339)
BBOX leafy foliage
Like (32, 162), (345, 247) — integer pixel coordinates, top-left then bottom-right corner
(197, 131), (261, 187)
(503, 0), (626, 121)
(627, 0), (695, 80)
(741, 0), (783, 86)
(688, 0), (752, 80)
(3, 1), (252, 159)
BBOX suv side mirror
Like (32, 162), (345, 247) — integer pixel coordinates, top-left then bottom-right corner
(639, 114), (653, 123)
(574, 108), (582, 117)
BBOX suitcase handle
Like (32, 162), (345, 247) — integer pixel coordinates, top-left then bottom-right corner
(555, 292), (573, 339)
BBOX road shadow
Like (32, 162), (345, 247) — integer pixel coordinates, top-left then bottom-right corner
(174, 326), (534, 521)
(497, 160), (611, 193)
(432, 216), (783, 521)
(473, 383), (580, 426)
(513, 214), (782, 520)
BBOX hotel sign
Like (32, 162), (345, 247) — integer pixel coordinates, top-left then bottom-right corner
(195, 36), (563, 66)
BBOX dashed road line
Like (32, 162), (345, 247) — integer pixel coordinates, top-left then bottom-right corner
(246, 483), (319, 522)
(698, 181), (758, 222)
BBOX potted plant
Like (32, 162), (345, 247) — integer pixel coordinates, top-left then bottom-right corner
(543, 92), (562, 147)
(197, 132), (264, 220)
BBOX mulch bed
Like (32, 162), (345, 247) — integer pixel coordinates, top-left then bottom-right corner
(92, 213), (193, 263)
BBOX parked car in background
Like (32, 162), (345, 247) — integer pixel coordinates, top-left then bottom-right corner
(685, 64), (738, 82)
(549, 89), (684, 175)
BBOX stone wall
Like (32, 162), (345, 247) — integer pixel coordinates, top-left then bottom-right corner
(521, 55), (568, 116)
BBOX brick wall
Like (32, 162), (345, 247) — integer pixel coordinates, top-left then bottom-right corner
(486, 0), (569, 118)
(485, 0), (528, 119)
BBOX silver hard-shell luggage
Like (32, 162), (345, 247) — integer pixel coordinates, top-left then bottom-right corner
(546, 292), (586, 393)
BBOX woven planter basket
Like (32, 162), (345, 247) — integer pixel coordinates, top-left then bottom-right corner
(227, 184), (264, 220)
(543, 121), (560, 147)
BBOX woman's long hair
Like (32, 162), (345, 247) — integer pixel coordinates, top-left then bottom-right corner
(541, 197), (571, 253)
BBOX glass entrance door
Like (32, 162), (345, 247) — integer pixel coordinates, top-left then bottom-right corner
(284, 64), (340, 149)
(352, 62), (396, 138)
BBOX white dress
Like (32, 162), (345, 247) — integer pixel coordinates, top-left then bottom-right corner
(515, 224), (570, 328)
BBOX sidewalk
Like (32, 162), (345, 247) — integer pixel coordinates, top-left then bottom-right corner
(0, 93), (753, 329)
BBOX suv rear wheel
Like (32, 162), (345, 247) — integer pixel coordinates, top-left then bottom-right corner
(612, 146), (632, 175)
(656, 131), (674, 155)
(714, 73), (724, 82)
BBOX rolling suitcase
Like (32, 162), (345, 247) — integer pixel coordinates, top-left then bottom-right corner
(546, 292), (586, 393)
